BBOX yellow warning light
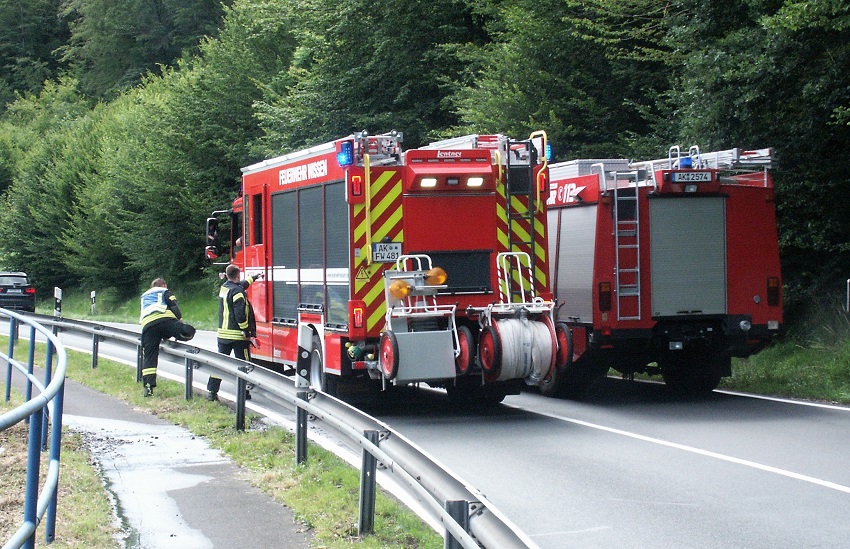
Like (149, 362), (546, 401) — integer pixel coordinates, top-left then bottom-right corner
(389, 279), (412, 299)
(425, 267), (448, 286)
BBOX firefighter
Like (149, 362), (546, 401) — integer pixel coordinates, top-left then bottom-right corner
(207, 264), (262, 401)
(139, 278), (185, 397)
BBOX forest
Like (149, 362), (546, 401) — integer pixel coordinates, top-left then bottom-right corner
(0, 0), (848, 327)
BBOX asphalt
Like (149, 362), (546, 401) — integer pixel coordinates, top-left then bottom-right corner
(10, 369), (314, 549)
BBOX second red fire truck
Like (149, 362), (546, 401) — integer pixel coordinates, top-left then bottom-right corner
(545, 146), (783, 395)
(206, 130), (561, 402)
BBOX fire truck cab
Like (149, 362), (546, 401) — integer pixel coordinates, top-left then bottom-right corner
(207, 130), (561, 403)
(547, 146), (783, 395)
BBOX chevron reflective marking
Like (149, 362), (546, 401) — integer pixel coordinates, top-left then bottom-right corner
(352, 168), (403, 334)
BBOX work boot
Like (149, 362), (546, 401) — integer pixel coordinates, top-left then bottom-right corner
(207, 391), (218, 401)
(143, 384), (153, 398)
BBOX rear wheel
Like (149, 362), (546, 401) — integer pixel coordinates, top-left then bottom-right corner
(478, 325), (502, 383)
(660, 351), (723, 395)
(455, 325), (474, 376)
(379, 331), (400, 380)
(539, 322), (571, 397)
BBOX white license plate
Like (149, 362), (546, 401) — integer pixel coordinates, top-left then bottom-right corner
(372, 242), (402, 263)
(6, 288), (22, 294)
(672, 171), (712, 183)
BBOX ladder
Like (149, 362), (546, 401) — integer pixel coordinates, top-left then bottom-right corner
(504, 138), (538, 303)
(610, 169), (642, 321)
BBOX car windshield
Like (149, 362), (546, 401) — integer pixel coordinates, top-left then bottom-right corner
(0, 275), (29, 286)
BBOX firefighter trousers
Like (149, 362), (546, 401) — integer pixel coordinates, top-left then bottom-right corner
(207, 339), (251, 394)
(141, 318), (182, 388)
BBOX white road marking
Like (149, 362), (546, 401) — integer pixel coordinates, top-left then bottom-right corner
(507, 404), (850, 495)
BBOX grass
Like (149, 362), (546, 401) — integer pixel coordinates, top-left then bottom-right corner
(2, 336), (442, 548)
(1, 392), (121, 548)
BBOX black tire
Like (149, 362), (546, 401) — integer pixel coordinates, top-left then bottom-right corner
(660, 352), (723, 396)
(455, 325), (474, 376)
(478, 325), (502, 383)
(309, 334), (339, 396)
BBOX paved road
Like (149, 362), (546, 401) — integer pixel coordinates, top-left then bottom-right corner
(364, 380), (850, 548)
(6, 330), (314, 548)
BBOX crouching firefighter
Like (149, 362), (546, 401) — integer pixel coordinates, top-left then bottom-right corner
(139, 278), (195, 397)
(207, 264), (262, 401)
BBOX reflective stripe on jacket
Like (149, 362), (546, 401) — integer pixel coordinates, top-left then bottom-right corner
(140, 287), (180, 327)
(217, 276), (257, 341)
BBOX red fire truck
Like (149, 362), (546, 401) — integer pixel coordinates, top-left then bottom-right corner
(206, 130), (561, 402)
(545, 146), (783, 395)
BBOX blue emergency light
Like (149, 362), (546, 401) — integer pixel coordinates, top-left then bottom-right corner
(337, 141), (354, 166)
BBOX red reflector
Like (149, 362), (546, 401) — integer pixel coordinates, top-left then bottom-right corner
(767, 276), (780, 306)
(598, 281), (612, 312)
(601, 326), (613, 337)
(351, 175), (363, 197)
(352, 361), (366, 370)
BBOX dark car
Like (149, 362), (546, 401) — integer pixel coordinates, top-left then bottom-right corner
(0, 272), (36, 312)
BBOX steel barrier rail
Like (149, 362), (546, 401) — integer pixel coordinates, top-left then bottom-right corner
(1, 310), (68, 549)
(24, 313), (539, 549)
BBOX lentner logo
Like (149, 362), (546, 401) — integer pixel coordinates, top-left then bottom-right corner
(279, 159), (328, 186)
(437, 151), (462, 158)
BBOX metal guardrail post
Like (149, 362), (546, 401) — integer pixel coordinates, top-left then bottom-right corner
(44, 370), (66, 543)
(358, 429), (379, 535)
(444, 500), (470, 549)
(136, 344), (143, 383)
(236, 376), (247, 431)
(91, 334), (99, 369)
(4, 318), (13, 402)
(185, 358), (194, 400)
(23, 406), (44, 549)
(296, 391), (308, 464)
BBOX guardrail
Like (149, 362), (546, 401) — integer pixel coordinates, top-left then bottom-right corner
(1, 310), (68, 549)
(21, 313), (538, 549)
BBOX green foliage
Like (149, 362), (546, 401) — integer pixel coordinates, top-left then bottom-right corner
(59, 0), (231, 98)
(0, 0), (71, 108)
(253, 0), (478, 151)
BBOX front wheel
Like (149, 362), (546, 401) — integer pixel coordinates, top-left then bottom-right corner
(309, 334), (338, 395)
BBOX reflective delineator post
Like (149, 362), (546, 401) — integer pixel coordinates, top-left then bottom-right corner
(53, 287), (62, 318)
(90, 290), (96, 316)
(295, 325), (311, 464)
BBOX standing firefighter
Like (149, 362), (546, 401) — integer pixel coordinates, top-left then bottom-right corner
(207, 264), (262, 401)
(139, 278), (186, 397)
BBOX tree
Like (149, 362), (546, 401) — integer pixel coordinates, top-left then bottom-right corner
(253, 0), (482, 151)
(58, 0), (231, 98)
(0, 0), (71, 108)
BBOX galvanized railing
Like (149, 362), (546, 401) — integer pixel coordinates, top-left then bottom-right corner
(1, 310), (67, 549)
(21, 313), (538, 549)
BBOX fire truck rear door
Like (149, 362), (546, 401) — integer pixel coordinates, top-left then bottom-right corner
(649, 197), (727, 317)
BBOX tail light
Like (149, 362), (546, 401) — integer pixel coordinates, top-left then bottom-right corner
(349, 300), (367, 339)
(598, 281), (612, 312)
(767, 277), (780, 306)
(25, 288), (36, 295)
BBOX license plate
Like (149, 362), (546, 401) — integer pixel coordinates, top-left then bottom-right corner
(6, 288), (22, 294)
(672, 171), (712, 183)
(372, 242), (402, 263)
